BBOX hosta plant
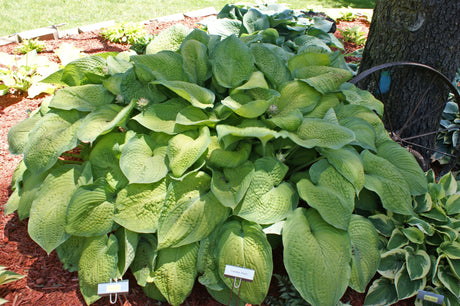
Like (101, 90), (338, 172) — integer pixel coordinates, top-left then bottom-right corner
(0, 266), (25, 305)
(6, 8), (428, 305)
(364, 170), (460, 306)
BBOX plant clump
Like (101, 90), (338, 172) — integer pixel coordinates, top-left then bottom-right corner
(5, 3), (458, 306)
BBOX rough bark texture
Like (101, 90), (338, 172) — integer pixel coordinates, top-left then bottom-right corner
(357, 0), (460, 168)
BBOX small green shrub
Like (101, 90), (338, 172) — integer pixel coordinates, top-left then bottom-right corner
(100, 22), (152, 46)
(336, 11), (357, 22)
(339, 25), (367, 46)
(364, 170), (460, 305)
(16, 38), (46, 54)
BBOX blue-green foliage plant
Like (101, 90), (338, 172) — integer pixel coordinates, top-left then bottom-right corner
(363, 170), (460, 306)
(5, 4), (431, 306)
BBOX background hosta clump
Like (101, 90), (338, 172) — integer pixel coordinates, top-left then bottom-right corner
(5, 4), (435, 306)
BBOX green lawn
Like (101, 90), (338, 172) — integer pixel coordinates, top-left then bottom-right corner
(0, 0), (375, 36)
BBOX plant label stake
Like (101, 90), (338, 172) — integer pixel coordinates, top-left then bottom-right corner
(224, 265), (255, 305)
(97, 278), (129, 304)
(416, 290), (444, 305)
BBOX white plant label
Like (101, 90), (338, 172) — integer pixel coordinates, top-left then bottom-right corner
(224, 265), (255, 282)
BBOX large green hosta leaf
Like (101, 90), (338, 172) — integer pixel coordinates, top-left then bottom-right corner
(113, 179), (167, 233)
(65, 178), (116, 237)
(376, 140), (427, 195)
(210, 161), (254, 209)
(319, 146), (365, 193)
(361, 150), (413, 215)
(88, 131), (131, 189)
(79, 234), (118, 305)
(153, 79), (215, 109)
(23, 110), (82, 174)
(167, 127), (211, 177)
(77, 100), (135, 143)
(206, 137), (252, 168)
(221, 71), (279, 118)
(131, 234), (158, 286)
(348, 215), (380, 293)
(119, 133), (168, 184)
(297, 159), (355, 230)
(17, 168), (53, 220)
(153, 243), (199, 306)
(210, 35), (254, 88)
(56, 235), (86, 272)
(216, 219), (273, 305)
(28, 163), (91, 254)
(250, 43), (291, 89)
(132, 98), (189, 135)
(283, 208), (351, 306)
(49, 84), (114, 111)
(280, 117), (355, 150)
(234, 157), (297, 224)
(130, 51), (187, 81)
(216, 122), (279, 149)
(114, 227), (139, 277)
(180, 39), (212, 85)
(273, 80), (321, 116)
(8, 112), (42, 155)
(158, 172), (230, 249)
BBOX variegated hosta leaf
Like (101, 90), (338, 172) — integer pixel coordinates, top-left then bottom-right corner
(132, 98), (189, 135)
(216, 219), (273, 305)
(283, 208), (351, 306)
(49, 84), (114, 111)
(210, 35), (254, 88)
(319, 146), (365, 193)
(28, 163), (89, 254)
(348, 215), (381, 293)
(376, 140), (427, 195)
(158, 172), (230, 249)
(131, 234), (158, 286)
(401, 227), (424, 244)
(405, 246), (430, 280)
(180, 39), (211, 85)
(361, 150), (413, 215)
(297, 159), (355, 230)
(167, 126), (211, 177)
(378, 248), (407, 279)
(24, 110), (82, 174)
(234, 157), (297, 224)
(387, 228), (409, 249)
(438, 241), (460, 259)
(7, 112), (42, 155)
(119, 134), (168, 184)
(114, 227), (139, 277)
(79, 234), (118, 305)
(153, 243), (199, 306)
(395, 263), (426, 300)
(77, 100), (135, 143)
(210, 161), (254, 209)
(206, 137), (252, 168)
(446, 194), (460, 215)
(153, 79), (215, 109)
(438, 264), (460, 298)
(88, 131), (131, 189)
(273, 80), (321, 116)
(368, 214), (396, 237)
(364, 277), (398, 306)
(280, 117), (355, 150)
(65, 178), (116, 237)
(113, 179), (167, 233)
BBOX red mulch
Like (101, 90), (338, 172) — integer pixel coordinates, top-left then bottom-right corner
(0, 15), (414, 306)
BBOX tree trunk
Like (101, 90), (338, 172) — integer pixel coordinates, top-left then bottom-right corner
(357, 0), (460, 169)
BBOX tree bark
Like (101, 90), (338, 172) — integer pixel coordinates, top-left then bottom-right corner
(357, 0), (460, 168)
